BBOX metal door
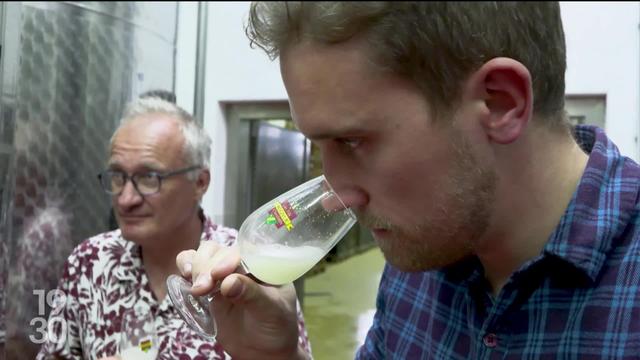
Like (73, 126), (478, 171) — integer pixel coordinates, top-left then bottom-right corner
(247, 121), (310, 213)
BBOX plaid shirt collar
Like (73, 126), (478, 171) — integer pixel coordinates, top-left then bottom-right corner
(544, 125), (640, 283)
(445, 125), (640, 286)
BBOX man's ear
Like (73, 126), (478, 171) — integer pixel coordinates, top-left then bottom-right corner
(195, 168), (210, 200)
(469, 57), (533, 144)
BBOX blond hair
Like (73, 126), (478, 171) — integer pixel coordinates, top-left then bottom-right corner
(246, 2), (566, 125)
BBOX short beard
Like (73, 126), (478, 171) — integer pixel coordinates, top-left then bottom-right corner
(358, 127), (497, 272)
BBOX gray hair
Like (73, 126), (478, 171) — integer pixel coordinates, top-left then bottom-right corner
(111, 97), (212, 179)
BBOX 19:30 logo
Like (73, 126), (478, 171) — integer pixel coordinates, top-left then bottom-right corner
(29, 289), (68, 345)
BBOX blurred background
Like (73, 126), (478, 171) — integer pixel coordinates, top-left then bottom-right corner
(0, 2), (638, 359)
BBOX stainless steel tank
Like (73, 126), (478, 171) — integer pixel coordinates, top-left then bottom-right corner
(0, 2), (177, 357)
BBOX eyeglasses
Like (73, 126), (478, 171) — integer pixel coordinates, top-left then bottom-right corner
(97, 165), (201, 196)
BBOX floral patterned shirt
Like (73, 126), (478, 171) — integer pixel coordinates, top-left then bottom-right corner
(36, 214), (312, 359)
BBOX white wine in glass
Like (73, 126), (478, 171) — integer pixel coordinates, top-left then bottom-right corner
(167, 175), (357, 339)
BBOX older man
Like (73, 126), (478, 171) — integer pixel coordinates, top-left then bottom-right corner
(36, 97), (311, 359)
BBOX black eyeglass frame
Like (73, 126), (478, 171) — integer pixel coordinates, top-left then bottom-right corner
(97, 165), (201, 196)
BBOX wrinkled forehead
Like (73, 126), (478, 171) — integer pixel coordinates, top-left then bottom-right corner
(109, 114), (186, 165)
(116, 114), (183, 144)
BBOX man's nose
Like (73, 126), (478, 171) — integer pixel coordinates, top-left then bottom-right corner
(323, 174), (368, 212)
(321, 162), (368, 212)
(332, 187), (369, 211)
(116, 180), (143, 208)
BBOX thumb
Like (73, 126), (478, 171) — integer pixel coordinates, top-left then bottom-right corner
(219, 273), (263, 304)
(218, 273), (295, 313)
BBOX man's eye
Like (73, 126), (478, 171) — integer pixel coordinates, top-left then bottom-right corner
(139, 173), (158, 180)
(137, 173), (159, 184)
(110, 172), (126, 184)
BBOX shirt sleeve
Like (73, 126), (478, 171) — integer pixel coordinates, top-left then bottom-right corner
(355, 265), (389, 360)
(36, 246), (86, 360)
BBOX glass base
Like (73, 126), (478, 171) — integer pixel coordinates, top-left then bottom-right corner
(166, 274), (217, 340)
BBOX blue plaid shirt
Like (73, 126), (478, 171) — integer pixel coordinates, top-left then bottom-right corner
(357, 125), (640, 359)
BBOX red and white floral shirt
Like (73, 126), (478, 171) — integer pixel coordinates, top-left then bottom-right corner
(36, 215), (312, 360)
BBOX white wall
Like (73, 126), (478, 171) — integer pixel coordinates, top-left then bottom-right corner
(175, 2), (198, 115)
(176, 2), (287, 223)
(175, 2), (640, 222)
(561, 1), (640, 161)
(205, 2), (288, 223)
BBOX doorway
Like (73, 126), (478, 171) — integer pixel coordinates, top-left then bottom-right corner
(565, 95), (606, 128)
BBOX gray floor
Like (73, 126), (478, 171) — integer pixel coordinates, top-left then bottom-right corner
(302, 247), (386, 360)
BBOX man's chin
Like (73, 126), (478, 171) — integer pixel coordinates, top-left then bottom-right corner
(376, 241), (429, 272)
(119, 226), (149, 244)
(378, 242), (469, 272)
(384, 256), (436, 272)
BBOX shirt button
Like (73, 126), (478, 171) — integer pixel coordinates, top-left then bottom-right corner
(483, 333), (498, 348)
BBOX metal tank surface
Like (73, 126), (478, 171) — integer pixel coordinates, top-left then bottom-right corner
(0, 2), (177, 358)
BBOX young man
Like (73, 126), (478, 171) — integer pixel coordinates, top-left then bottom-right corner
(181, 2), (640, 359)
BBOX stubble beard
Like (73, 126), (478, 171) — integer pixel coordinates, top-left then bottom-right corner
(358, 129), (497, 272)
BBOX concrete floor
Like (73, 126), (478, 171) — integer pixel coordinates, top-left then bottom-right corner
(302, 247), (386, 360)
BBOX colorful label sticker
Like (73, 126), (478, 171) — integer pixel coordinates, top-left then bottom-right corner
(266, 214), (277, 225)
(140, 338), (153, 352)
(268, 200), (297, 231)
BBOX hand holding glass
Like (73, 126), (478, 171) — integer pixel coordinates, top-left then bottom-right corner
(167, 175), (357, 339)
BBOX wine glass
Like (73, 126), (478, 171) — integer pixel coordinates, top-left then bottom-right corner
(166, 174), (357, 339)
(119, 306), (159, 360)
